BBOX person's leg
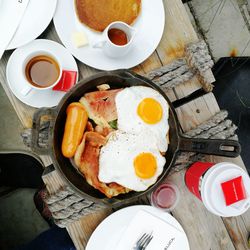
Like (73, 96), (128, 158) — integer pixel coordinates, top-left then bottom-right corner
(0, 152), (75, 249)
(15, 226), (76, 250)
(0, 152), (44, 189)
(0, 152), (56, 226)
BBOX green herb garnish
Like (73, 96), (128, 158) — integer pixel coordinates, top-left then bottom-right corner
(108, 120), (118, 129)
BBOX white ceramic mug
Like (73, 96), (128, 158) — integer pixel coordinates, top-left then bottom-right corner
(21, 50), (62, 96)
(93, 21), (136, 58)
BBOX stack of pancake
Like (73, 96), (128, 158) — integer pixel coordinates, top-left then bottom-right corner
(75, 0), (141, 32)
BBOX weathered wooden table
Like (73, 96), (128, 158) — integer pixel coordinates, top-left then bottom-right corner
(0, 0), (250, 249)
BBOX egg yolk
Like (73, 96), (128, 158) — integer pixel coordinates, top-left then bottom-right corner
(134, 153), (157, 179)
(137, 98), (163, 124)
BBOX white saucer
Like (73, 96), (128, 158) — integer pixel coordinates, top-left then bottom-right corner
(6, 39), (78, 108)
(53, 0), (165, 70)
(86, 205), (189, 250)
(7, 0), (57, 50)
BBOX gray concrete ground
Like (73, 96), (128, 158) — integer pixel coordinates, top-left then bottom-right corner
(0, 84), (25, 151)
(0, 83), (49, 249)
(187, 0), (250, 60)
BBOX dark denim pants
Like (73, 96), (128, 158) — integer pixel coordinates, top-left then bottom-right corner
(16, 226), (76, 250)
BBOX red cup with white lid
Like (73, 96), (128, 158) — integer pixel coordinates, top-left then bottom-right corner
(185, 162), (250, 217)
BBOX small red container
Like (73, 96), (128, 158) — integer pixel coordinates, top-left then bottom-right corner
(150, 183), (180, 211)
(53, 70), (77, 92)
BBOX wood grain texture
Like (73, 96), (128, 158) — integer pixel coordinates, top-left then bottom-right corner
(176, 93), (250, 250)
(157, 0), (202, 99)
(0, 0), (249, 249)
(168, 171), (235, 250)
(67, 209), (112, 249)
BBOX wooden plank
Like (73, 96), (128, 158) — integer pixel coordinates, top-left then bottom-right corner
(137, 52), (177, 102)
(42, 169), (65, 194)
(156, 0), (202, 99)
(168, 171), (235, 250)
(0, 1), (247, 250)
(171, 93), (235, 250)
(176, 92), (250, 250)
(67, 209), (111, 249)
(223, 215), (250, 250)
(159, 0), (198, 64)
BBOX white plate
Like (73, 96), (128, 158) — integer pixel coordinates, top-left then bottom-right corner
(6, 39), (78, 108)
(7, 0), (57, 50)
(53, 0), (165, 70)
(86, 205), (189, 250)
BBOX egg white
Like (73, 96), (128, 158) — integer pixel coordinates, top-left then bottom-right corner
(98, 130), (166, 191)
(115, 86), (169, 152)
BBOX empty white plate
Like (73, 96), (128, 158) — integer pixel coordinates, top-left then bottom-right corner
(53, 0), (165, 70)
(6, 39), (78, 108)
(7, 0), (57, 50)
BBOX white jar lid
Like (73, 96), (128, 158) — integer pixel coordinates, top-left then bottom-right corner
(201, 162), (250, 217)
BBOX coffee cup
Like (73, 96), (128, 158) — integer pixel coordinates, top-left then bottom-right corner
(185, 162), (250, 217)
(21, 50), (62, 96)
(93, 21), (136, 58)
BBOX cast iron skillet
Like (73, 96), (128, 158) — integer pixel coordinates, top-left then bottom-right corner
(32, 70), (241, 207)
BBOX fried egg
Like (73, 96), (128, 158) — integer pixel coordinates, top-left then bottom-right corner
(98, 130), (166, 191)
(115, 86), (169, 152)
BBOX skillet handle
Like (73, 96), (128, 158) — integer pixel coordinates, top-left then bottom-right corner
(178, 136), (241, 158)
(31, 108), (57, 155)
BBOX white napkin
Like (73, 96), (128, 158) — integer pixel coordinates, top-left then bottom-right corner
(115, 210), (188, 250)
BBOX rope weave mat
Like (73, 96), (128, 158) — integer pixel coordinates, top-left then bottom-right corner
(148, 40), (215, 92)
(21, 40), (234, 227)
(44, 187), (105, 227)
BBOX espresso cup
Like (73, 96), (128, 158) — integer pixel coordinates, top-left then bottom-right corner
(93, 21), (136, 58)
(21, 50), (62, 96)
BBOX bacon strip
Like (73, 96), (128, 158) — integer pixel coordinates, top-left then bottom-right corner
(74, 132), (130, 198)
(79, 89), (122, 127)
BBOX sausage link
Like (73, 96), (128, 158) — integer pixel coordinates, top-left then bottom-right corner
(62, 102), (88, 158)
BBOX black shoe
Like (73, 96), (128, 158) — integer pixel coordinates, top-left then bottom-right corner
(0, 151), (44, 189)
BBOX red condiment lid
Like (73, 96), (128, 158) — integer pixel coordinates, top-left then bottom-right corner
(221, 176), (247, 206)
(53, 70), (77, 92)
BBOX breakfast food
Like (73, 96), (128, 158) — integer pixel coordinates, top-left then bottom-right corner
(72, 31), (89, 48)
(74, 131), (130, 198)
(99, 130), (166, 191)
(74, 0), (141, 32)
(108, 28), (128, 46)
(62, 85), (170, 198)
(115, 86), (169, 152)
(62, 102), (88, 158)
(80, 89), (122, 127)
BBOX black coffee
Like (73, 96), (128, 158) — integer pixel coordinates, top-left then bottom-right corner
(25, 55), (60, 88)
